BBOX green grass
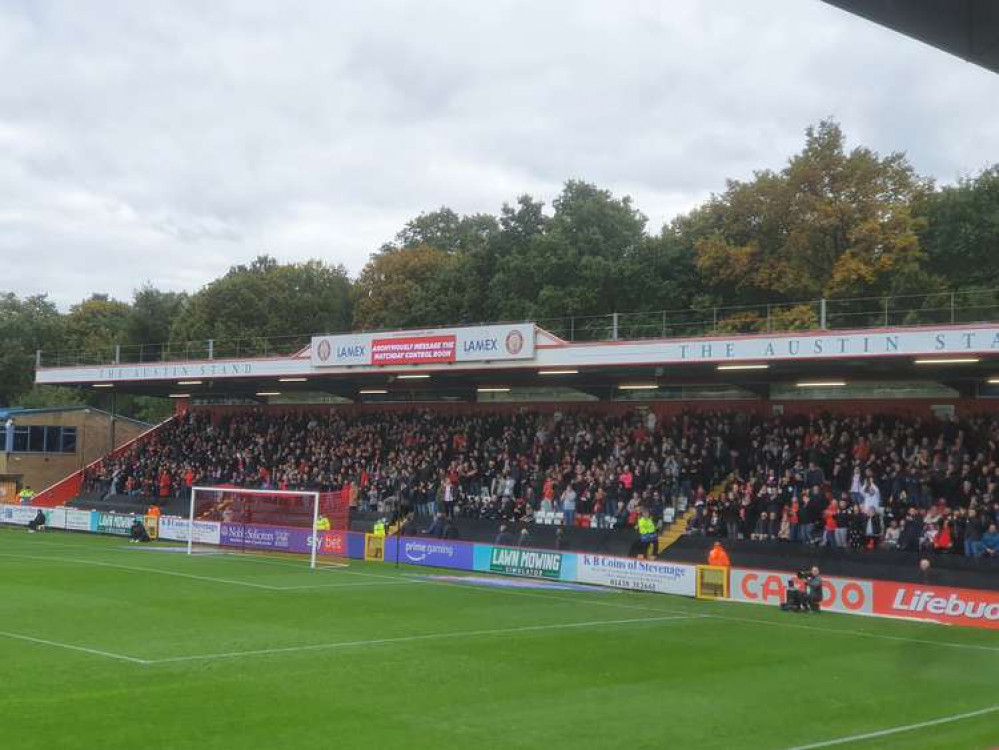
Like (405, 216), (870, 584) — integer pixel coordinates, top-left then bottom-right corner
(0, 528), (996, 750)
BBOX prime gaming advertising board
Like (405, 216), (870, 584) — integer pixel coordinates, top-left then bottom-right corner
(2, 504), (997, 631)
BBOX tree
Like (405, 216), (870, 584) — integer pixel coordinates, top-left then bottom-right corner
(686, 120), (937, 307)
(920, 165), (999, 288)
(353, 244), (464, 329)
(396, 207), (499, 254)
(0, 293), (64, 406)
(488, 181), (649, 322)
(169, 256), (353, 351)
(124, 285), (188, 360)
(63, 294), (132, 361)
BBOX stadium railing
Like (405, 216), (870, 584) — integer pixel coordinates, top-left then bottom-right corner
(35, 288), (999, 368)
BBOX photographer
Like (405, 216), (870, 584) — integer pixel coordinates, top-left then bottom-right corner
(780, 574), (806, 612)
(803, 566), (823, 613)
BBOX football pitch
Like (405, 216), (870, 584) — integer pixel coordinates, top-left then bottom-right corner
(0, 528), (996, 750)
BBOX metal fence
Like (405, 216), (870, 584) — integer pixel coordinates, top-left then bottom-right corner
(36, 288), (999, 368)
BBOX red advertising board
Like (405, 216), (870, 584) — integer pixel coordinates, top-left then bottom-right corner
(371, 335), (456, 365)
(729, 568), (873, 615)
(872, 581), (999, 630)
(729, 566), (999, 630)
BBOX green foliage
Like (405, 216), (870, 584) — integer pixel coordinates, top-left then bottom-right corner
(690, 120), (937, 303)
(0, 293), (63, 406)
(169, 255), (353, 350)
(353, 244), (464, 330)
(920, 166), (999, 288)
(63, 294), (131, 361)
(124, 285), (188, 360)
(11, 385), (86, 410)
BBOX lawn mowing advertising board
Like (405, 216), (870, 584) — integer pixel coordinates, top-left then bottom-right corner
(475, 545), (575, 580)
(96, 512), (139, 536)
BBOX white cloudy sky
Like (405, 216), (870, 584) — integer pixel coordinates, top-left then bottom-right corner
(1, 0), (997, 308)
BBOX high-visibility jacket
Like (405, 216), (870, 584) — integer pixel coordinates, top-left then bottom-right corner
(373, 521), (386, 537)
(315, 516), (331, 531)
(708, 546), (731, 567)
(18, 489), (35, 506)
(637, 516), (656, 537)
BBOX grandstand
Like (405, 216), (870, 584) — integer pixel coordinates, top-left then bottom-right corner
(25, 314), (999, 577)
(2, 313), (998, 749)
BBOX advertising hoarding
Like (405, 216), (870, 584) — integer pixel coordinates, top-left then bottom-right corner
(576, 554), (696, 596)
(383, 537), (475, 569)
(729, 567), (874, 615)
(871, 581), (999, 630)
(65, 509), (93, 532)
(474, 545), (575, 580)
(311, 323), (535, 368)
(158, 517), (222, 545)
(96, 512), (139, 537)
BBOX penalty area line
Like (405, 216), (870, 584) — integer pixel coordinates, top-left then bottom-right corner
(0, 630), (150, 665)
(149, 614), (705, 664)
(786, 704), (999, 749)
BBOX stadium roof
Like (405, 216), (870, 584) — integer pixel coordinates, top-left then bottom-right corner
(824, 0), (999, 74)
(32, 321), (999, 403)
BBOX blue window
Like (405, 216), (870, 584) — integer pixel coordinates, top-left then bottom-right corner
(10, 425), (77, 454)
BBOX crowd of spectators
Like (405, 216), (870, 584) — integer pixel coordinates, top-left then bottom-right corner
(82, 408), (999, 558)
(687, 413), (999, 559)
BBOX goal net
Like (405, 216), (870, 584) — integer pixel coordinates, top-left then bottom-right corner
(187, 486), (349, 568)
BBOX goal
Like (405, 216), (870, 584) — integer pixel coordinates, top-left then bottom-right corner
(187, 486), (349, 568)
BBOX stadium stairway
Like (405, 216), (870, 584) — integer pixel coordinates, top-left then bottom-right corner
(656, 477), (728, 554)
(657, 508), (693, 552)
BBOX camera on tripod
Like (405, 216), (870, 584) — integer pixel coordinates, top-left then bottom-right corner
(779, 569), (810, 612)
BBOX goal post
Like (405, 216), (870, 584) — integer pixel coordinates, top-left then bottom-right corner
(187, 486), (348, 568)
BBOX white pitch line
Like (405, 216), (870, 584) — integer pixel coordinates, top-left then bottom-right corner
(408, 576), (999, 656)
(787, 704), (999, 749)
(5, 533), (997, 656)
(280, 579), (423, 590)
(0, 630), (149, 665)
(701, 613), (999, 655)
(150, 614), (703, 664)
(0, 551), (284, 590)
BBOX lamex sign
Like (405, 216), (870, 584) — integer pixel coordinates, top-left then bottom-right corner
(311, 323), (535, 368)
(384, 538), (474, 569)
(873, 582), (999, 630)
(480, 545), (570, 580)
(158, 517), (222, 545)
(577, 554), (696, 596)
(729, 568), (874, 615)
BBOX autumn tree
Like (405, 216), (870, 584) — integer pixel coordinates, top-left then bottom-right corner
(687, 120), (939, 308)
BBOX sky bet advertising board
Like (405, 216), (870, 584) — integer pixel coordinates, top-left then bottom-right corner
(219, 523), (345, 556)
